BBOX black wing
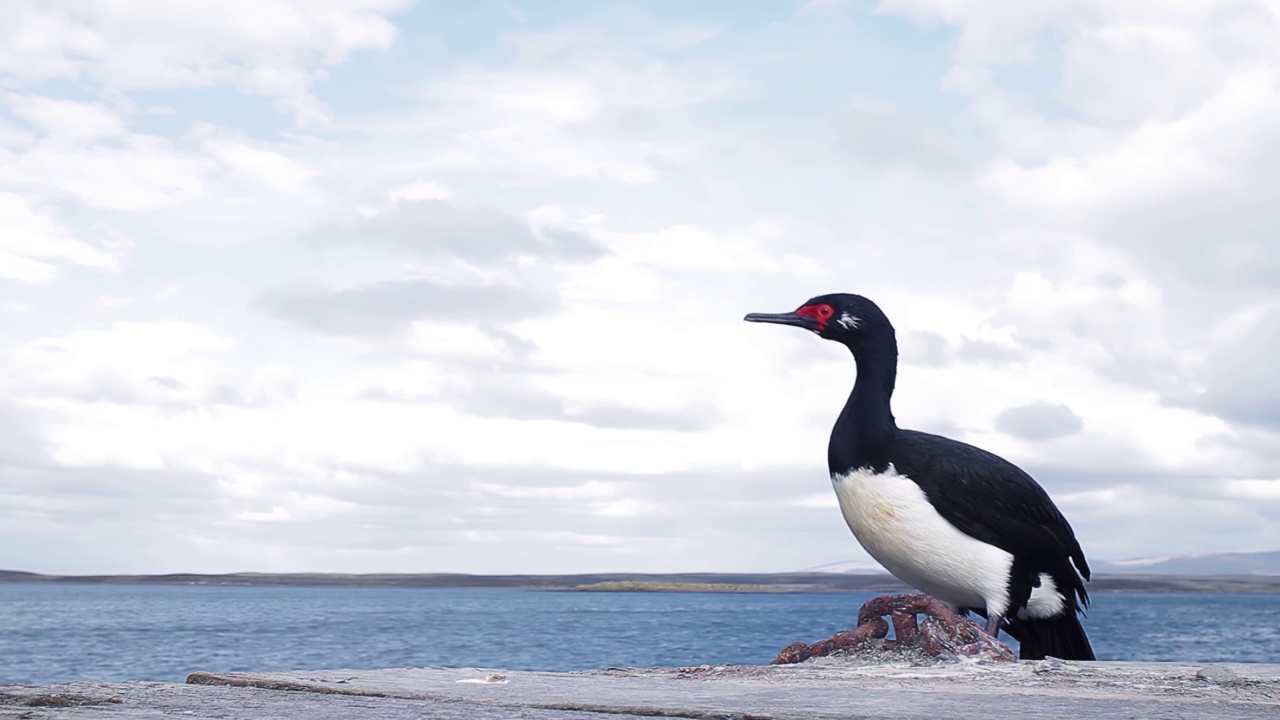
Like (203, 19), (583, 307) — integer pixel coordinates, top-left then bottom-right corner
(890, 429), (1091, 611)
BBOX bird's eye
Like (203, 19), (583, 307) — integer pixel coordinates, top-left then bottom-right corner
(818, 305), (833, 317)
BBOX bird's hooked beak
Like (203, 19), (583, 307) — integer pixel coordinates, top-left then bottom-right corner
(743, 311), (820, 333)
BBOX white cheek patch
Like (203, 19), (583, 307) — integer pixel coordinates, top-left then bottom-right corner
(837, 313), (860, 330)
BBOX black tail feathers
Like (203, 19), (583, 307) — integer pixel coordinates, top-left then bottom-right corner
(1005, 612), (1095, 661)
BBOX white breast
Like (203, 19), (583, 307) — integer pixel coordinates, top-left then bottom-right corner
(831, 465), (1014, 616)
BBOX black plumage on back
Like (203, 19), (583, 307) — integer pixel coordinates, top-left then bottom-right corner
(890, 431), (1094, 661)
(891, 430), (1092, 607)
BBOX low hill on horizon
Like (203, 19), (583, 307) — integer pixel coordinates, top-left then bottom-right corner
(1095, 550), (1280, 575)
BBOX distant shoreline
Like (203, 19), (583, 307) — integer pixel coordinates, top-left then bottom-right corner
(4, 569), (1280, 594)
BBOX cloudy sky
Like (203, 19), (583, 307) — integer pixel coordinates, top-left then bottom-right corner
(2, 0), (1279, 576)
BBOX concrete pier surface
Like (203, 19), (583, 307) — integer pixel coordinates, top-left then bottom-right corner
(3, 660), (1279, 719)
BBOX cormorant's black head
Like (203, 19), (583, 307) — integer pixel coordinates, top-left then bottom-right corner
(743, 293), (894, 348)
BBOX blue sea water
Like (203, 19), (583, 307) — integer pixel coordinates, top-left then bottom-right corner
(1, 584), (1277, 685)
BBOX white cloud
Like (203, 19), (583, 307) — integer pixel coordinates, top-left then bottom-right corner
(389, 180), (453, 204)
(7, 321), (235, 400)
(93, 295), (135, 311)
(0, 254), (55, 284)
(0, 192), (123, 282)
(349, 27), (736, 184)
(198, 132), (315, 194)
(0, 0), (413, 121)
(6, 94), (127, 142)
(0, 133), (214, 210)
(981, 63), (1279, 213)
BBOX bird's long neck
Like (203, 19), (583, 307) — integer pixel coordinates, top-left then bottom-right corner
(828, 334), (899, 476)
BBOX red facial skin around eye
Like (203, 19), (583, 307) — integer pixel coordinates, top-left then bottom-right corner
(796, 304), (834, 330)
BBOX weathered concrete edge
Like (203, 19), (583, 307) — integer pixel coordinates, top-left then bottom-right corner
(185, 671), (391, 697)
(181, 660), (1280, 719)
(5, 662), (1279, 720)
(184, 670), (777, 719)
